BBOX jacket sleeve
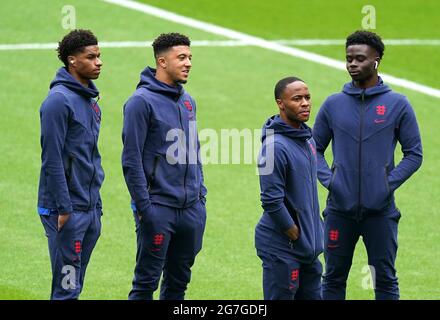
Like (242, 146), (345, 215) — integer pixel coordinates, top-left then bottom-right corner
(198, 138), (208, 199)
(121, 95), (152, 214)
(312, 100), (333, 189)
(259, 141), (295, 231)
(40, 92), (72, 215)
(193, 99), (207, 199)
(388, 98), (423, 191)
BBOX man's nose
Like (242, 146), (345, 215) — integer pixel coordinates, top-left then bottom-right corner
(349, 60), (359, 68)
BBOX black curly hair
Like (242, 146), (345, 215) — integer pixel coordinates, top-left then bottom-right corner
(152, 33), (191, 58)
(346, 30), (385, 59)
(274, 77), (304, 100)
(57, 29), (98, 67)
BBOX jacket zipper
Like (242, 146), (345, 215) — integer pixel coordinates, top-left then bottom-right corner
(306, 139), (317, 261)
(177, 101), (188, 207)
(357, 90), (366, 222)
(88, 141), (96, 210)
(88, 100), (97, 210)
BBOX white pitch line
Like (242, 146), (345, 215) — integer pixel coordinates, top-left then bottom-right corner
(101, 0), (440, 99)
(0, 40), (256, 50)
(276, 39), (440, 46)
(0, 43), (59, 50)
(3, 39), (440, 51)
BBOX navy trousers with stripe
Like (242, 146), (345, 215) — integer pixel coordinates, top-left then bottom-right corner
(322, 209), (400, 300)
(40, 208), (101, 300)
(128, 200), (206, 300)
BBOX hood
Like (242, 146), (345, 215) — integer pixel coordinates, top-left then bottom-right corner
(261, 115), (312, 142)
(342, 76), (391, 98)
(137, 67), (183, 99)
(50, 67), (99, 98)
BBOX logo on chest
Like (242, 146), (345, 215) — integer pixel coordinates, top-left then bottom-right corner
(307, 140), (317, 162)
(182, 100), (195, 120)
(375, 105), (386, 115)
(374, 104), (386, 124)
(91, 100), (101, 123)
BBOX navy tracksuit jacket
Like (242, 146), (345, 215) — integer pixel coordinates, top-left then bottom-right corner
(313, 78), (423, 300)
(255, 115), (323, 300)
(38, 67), (104, 299)
(122, 67), (207, 300)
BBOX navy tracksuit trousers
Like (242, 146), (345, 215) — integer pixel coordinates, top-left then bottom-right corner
(322, 209), (400, 300)
(40, 208), (101, 300)
(257, 251), (322, 300)
(128, 200), (206, 300)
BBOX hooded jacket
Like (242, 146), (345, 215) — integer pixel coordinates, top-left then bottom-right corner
(313, 77), (423, 220)
(122, 67), (207, 214)
(38, 67), (104, 215)
(255, 115), (323, 263)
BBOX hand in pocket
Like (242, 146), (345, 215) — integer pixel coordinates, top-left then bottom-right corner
(58, 213), (71, 231)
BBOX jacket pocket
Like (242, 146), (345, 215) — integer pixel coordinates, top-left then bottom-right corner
(288, 209), (314, 261)
(66, 120), (87, 146)
(66, 153), (92, 205)
(64, 154), (76, 187)
(57, 212), (73, 233)
(362, 165), (391, 211)
(328, 164), (337, 191)
(148, 155), (160, 191)
(328, 163), (358, 212)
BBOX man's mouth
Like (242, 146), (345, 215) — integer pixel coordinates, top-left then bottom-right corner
(349, 70), (360, 76)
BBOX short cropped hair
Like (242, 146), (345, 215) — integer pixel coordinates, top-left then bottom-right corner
(152, 33), (191, 58)
(274, 77), (304, 100)
(346, 30), (385, 59)
(57, 29), (98, 67)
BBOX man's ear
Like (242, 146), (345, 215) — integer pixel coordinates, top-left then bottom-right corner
(374, 57), (380, 69)
(157, 56), (167, 69)
(67, 55), (76, 67)
(276, 99), (284, 111)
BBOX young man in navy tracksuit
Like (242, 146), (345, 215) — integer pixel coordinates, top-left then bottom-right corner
(122, 33), (207, 300)
(255, 77), (323, 300)
(313, 31), (423, 300)
(38, 30), (104, 300)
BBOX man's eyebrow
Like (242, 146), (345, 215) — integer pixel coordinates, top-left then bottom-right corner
(291, 94), (309, 98)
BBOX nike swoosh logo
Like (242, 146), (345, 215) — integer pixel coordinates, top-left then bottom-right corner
(374, 119), (385, 124)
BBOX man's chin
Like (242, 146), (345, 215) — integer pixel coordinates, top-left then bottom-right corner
(89, 74), (100, 80)
(350, 74), (364, 81)
(176, 79), (188, 84)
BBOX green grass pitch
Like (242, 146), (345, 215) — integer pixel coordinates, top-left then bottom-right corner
(0, 0), (439, 299)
